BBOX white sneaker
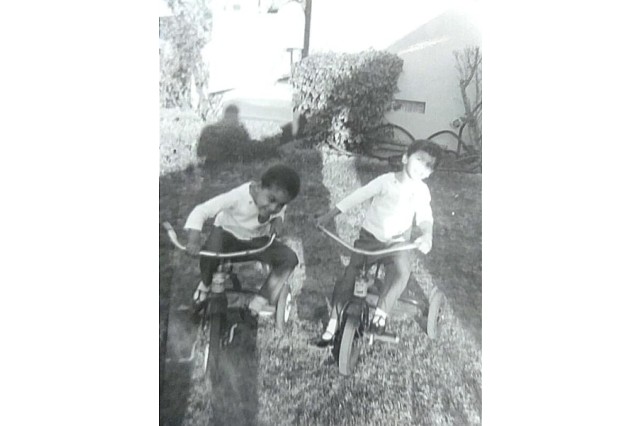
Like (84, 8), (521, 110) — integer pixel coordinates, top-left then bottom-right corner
(192, 281), (210, 308)
(321, 318), (337, 341)
(371, 308), (388, 334)
(248, 295), (269, 315)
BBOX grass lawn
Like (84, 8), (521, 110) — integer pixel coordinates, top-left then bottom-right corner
(160, 148), (481, 426)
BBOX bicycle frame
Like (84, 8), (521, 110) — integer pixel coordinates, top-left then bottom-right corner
(317, 225), (417, 256)
(318, 225), (416, 337)
(162, 221), (282, 374)
(163, 220), (276, 308)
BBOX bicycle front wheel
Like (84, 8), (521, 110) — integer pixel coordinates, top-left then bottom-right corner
(338, 315), (363, 376)
(204, 313), (224, 386)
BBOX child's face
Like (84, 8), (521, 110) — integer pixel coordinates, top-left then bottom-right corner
(254, 184), (292, 217)
(403, 150), (436, 180)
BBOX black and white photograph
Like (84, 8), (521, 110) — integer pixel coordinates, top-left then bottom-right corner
(159, 1), (481, 424)
(5, 1), (640, 425)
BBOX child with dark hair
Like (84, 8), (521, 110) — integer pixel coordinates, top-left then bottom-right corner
(185, 164), (301, 314)
(316, 140), (442, 343)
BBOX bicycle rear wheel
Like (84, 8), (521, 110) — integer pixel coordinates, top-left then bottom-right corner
(364, 124), (415, 164)
(426, 130), (463, 155)
(338, 315), (363, 376)
(275, 284), (292, 331)
(426, 290), (444, 339)
(427, 129), (481, 172)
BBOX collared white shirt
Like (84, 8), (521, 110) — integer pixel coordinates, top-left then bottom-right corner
(336, 172), (432, 243)
(184, 182), (286, 240)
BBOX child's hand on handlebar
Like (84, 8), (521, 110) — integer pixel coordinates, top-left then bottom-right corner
(315, 214), (329, 228)
(414, 235), (432, 254)
(316, 207), (340, 228)
(269, 217), (284, 237)
(186, 229), (202, 257)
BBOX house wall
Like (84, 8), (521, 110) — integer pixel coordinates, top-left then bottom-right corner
(385, 10), (481, 145)
(310, 0), (481, 148)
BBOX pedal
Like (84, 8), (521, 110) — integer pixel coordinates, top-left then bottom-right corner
(368, 332), (399, 344)
(258, 305), (275, 316)
(175, 304), (192, 312)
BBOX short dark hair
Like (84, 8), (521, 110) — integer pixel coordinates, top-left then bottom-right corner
(261, 164), (301, 199)
(407, 139), (443, 169)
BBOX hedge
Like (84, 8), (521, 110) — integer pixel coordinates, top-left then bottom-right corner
(291, 50), (403, 152)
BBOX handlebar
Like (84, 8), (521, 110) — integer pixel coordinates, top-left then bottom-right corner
(317, 225), (417, 256)
(162, 222), (276, 258)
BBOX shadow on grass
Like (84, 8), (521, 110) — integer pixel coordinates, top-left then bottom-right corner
(160, 167), (204, 426)
(425, 170), (482, 345)
(160, 163), (274, 426)
(209, 310), (260, 425)
(280, 148), (337, 328)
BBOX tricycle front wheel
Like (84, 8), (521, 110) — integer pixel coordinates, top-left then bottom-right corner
(204, 313), (225, 386)
(338, 315), (363, 376)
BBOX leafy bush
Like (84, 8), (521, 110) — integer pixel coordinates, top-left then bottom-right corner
(196, 122), (284, 166)
(291, 50), (403, 152)
(159, 108), (204, 176)
(159, 0), (212, 115)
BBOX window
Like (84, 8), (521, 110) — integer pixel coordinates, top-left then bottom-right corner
(392, 99), (426, 114)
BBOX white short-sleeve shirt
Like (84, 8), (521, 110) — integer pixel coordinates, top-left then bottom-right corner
(336, 173), (432, 243)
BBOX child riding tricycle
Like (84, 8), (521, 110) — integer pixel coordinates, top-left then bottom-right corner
(315, 139), (446, 375)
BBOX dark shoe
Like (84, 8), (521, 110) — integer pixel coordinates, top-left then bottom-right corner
(315, 336), (333, 348)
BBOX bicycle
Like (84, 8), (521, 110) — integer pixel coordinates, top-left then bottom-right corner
(363, 123), (416, 166)
(424, 113), (482, 173)
(363, 118), (481, 173)
(318, 225), (445, 376)
(162, 222), (293, 385)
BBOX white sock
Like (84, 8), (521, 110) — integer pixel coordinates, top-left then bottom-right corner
(325, 318), (337, 333)
(194, 281), (210, 302)
(373, 308), (388, 325)
(322, 318), (337, 339)
(248, 295), (268, 313)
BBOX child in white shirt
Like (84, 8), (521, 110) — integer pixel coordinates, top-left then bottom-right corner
(316, 140), (442, 342)
(184, 165), (301, 314)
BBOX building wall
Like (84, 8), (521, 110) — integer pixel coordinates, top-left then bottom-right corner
(385, 10), (481, 144)
(310, 0), (481, 147)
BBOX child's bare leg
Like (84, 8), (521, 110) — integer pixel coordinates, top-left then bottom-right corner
(378, 250), (411, 314)
(257, 242), (298, 305)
